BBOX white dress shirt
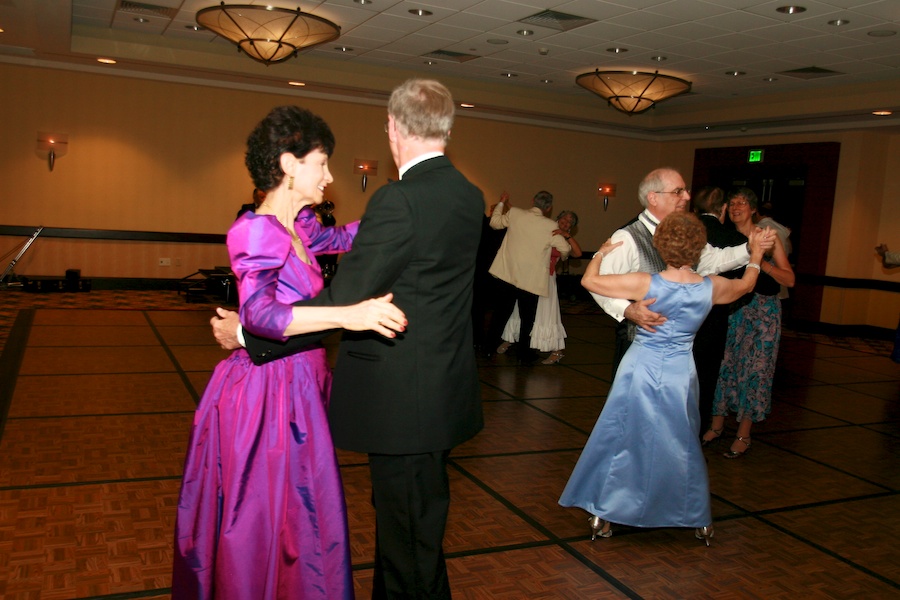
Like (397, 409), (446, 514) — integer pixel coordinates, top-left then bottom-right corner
(592, 210), (749, 322)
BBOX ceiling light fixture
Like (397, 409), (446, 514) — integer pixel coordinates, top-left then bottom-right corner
(195, 3), (341, 66)
(776, 6), (807, 14)
(97, 57), (117, 64)
(651, 56), (667, 62)
(607, 47), (628, 53)
(867, 30), (897, 37)
(517, 29), (534, 36)
(409, 9), (433, 17)
(726, 70), (746, 76)
(872, 110), (893, 116)
(828, 19), (850, 26)
(576, 70), (691, 115)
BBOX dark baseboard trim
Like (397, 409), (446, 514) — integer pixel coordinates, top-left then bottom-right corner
(0, 225), (225, 245)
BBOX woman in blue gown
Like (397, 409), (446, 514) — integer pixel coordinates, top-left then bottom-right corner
(172, 106), (406, 599)
(559, 212), (766, 544)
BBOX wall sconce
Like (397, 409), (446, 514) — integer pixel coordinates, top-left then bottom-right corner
(598, 182), (617, 211)
(37, 132), (68, 172)
(354, 159), (378, 192)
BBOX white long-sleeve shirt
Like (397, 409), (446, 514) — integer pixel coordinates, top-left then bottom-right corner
(591, 210), (749, 322)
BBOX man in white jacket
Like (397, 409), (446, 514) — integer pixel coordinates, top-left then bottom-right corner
(487, 190), (571, 364)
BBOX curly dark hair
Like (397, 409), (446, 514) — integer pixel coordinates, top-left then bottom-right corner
(245, 106), (335, 191)
(653, 211), (707, 268)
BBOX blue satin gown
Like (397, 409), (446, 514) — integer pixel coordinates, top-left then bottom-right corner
(559, 274), (713, 529)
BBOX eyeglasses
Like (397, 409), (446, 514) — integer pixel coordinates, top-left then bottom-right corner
(729, 199), (750, 207)
(654, 188), (690, 196)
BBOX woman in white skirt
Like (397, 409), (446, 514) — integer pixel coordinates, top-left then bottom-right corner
(498, 210), (582, 364)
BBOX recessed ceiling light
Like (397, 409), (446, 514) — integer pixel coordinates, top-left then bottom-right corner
(335, 46), (353, 52)
(872, 110), (893, 116)
(776, 6), (806, 14)
(185, 25), (203, 31)
(867, 30), (897, 37)
(487, 39), (508, 45)
(354, 0), (373, 4)
(409, 9), (433, 17)
(651, 56), (667, 62)
(424, 60), (435, 65)
(517, 29), (534, 36)
(763, 77), (778, 82)
(606, 47), (627, 53)
(460, 103), (475, 108)
(134, 17), (150, 24)
(501, 72), (518, 78)
(288, 81), (306, 87)
(97, 57), (117, 64)
(727, 70), (746, 76)
(540, 79), (552, 84)
(828, 19), (850, 26)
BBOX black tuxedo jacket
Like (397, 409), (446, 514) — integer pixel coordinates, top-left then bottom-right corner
(244, 156), (485, 454)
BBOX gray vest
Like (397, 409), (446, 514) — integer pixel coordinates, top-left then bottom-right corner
(622, 219), (667, 340)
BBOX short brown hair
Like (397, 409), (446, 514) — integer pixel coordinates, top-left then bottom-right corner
(653, 212), (707, 268)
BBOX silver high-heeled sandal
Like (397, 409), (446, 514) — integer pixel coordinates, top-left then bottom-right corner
(723, 436), (751, 459)
(701, 427), (723, 447)
(588, 516), (612, 540)
(694, 524), (715, 547)
(542, 351), (564, 365)
(497, 341), (513, 354)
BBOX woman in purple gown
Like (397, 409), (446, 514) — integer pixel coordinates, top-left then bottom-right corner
(172, 106), (406, 599)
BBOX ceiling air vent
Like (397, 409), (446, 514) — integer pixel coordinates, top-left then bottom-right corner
(519, 10), (596, 32)
(777, 66), (844, 79)
(116, 0), (179, 19)
(422, 49), (480, 63)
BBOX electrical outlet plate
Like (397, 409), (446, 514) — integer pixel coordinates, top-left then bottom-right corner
(158, 258), (171, 266)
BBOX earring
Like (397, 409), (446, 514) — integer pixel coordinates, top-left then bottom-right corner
(288, 176), (294, 191)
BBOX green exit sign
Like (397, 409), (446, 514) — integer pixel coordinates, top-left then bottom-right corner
(748, 149), (764, 163)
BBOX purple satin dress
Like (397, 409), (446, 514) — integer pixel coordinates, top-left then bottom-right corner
(172, 208), (359, 600)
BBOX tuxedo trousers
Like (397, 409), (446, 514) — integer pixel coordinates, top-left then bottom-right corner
(369, 450), (452, 600)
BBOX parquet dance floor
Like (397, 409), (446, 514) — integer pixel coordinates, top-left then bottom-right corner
(1, 289), (898, 599)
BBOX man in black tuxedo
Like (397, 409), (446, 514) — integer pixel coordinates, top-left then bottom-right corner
(692, 186), (748, 435)
(214, 79), (483, 599)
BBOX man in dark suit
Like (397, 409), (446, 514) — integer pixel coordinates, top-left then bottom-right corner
(692, 186), (748, 436)
(214, 79), (484, 599)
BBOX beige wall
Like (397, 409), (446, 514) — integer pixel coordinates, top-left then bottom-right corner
(2, 63), (898, 328)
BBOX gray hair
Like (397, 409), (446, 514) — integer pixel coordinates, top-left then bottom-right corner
(638, 167), (681, 208)
(532, 190), (553, 212)
(387, 79), (455, 144)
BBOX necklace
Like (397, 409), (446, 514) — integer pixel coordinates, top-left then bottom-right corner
(677, 266), (697, 274)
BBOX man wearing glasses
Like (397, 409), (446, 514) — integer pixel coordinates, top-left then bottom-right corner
(589, 167), (774, 375)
